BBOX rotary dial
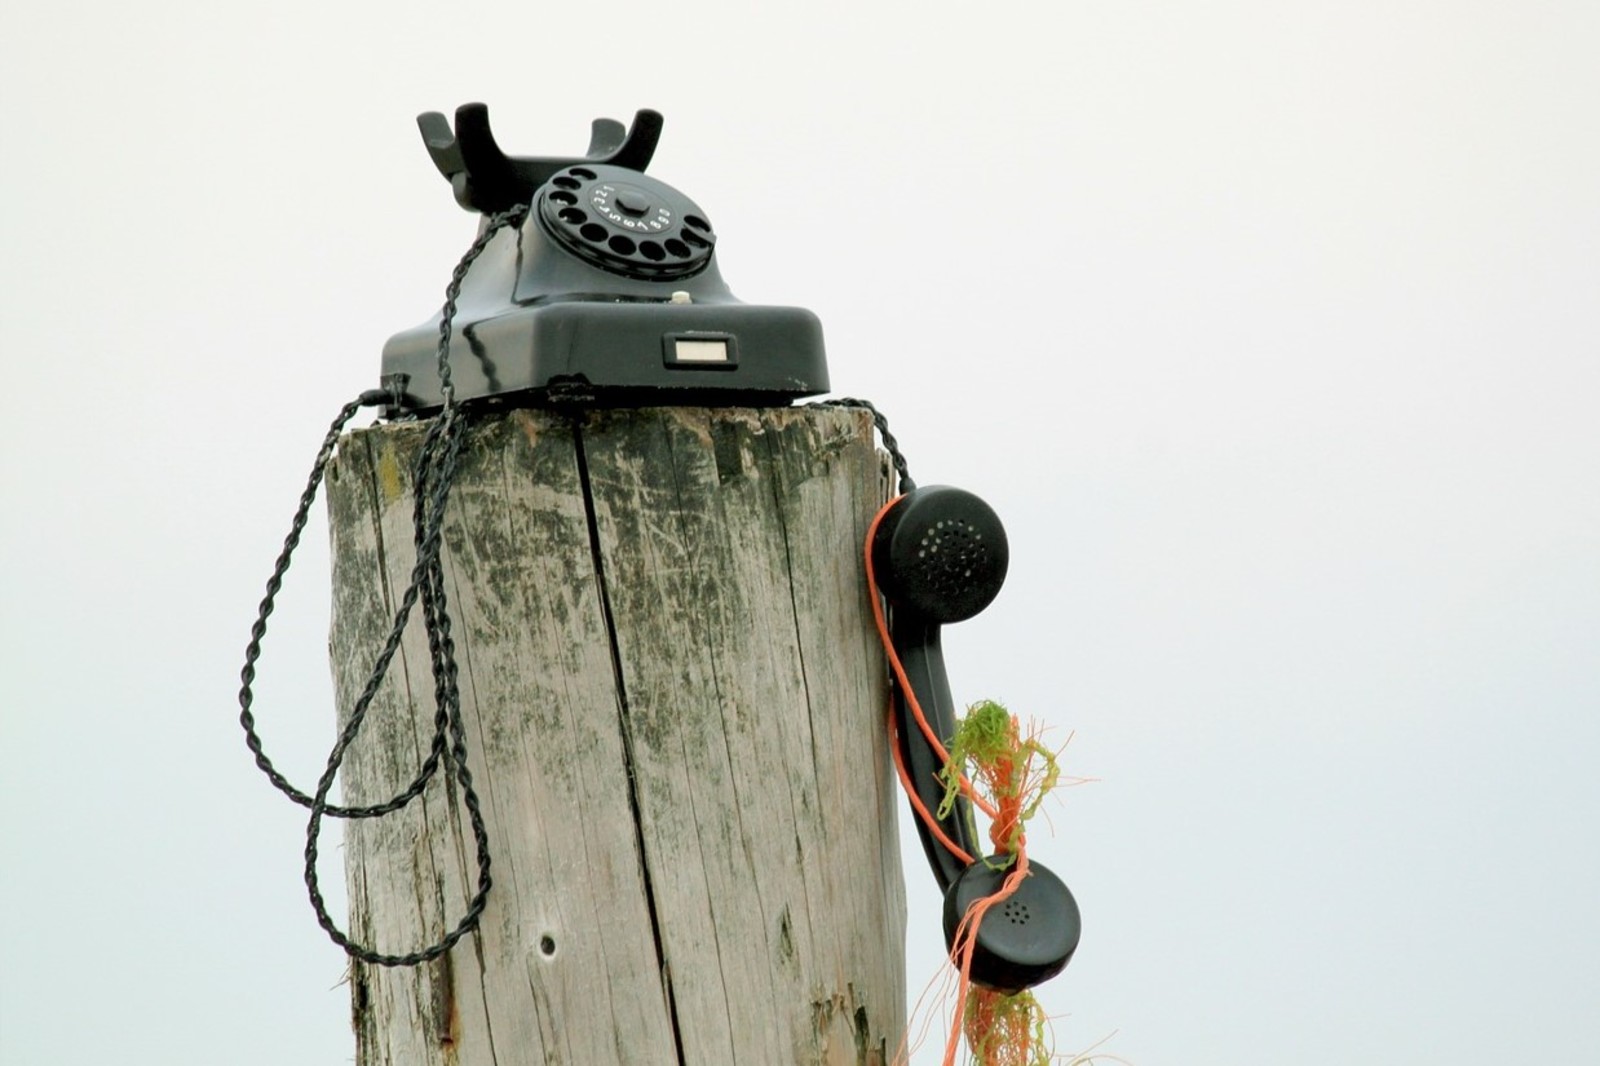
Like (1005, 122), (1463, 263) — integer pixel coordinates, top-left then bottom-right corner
(538, 164), (716, 280)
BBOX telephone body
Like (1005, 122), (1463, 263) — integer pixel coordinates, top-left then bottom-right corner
(380, 105), (828, 414)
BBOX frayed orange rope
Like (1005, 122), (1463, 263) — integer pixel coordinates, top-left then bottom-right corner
(942, 709), (1059, 1066)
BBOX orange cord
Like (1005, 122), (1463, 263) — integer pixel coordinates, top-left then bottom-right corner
(888, 699), (975, 866)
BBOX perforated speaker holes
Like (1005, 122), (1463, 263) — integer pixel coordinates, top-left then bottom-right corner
(538, 164), (715, 281)
(1002, 900), (1030, 926)
(917, 519), (991, 599)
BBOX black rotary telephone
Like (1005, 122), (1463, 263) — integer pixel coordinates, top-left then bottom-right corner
(871, 485), (1082, 992)
(379, 104), (829, 413)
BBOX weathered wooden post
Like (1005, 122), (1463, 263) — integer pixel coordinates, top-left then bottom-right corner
(320, 106), (906, 1063)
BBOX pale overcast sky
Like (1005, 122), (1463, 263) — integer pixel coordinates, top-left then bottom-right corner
(3, 2), (1597, 1063)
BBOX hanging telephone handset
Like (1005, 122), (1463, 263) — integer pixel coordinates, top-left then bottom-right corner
(869, 485), (1082, 992)
(380, 104), (829, 414)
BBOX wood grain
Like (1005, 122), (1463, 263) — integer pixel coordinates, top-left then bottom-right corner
(326, 406), (904, 1065)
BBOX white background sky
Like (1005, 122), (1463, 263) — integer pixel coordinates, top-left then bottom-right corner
(2, 2), (1597, 1063)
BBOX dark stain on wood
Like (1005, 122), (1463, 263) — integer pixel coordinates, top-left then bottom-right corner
(711, 416), (750, 485)
(429, 950), (460, 1059)
(778, 905), (796, 965)
(854, 1003), (886, 1066)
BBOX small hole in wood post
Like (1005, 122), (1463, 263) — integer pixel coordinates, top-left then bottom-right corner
(539, 935), (557, 957)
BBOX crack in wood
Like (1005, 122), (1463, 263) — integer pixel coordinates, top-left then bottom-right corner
(573, 415), (689, 1066)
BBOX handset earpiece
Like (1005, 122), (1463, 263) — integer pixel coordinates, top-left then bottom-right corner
(871, 485), (1081, 992)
